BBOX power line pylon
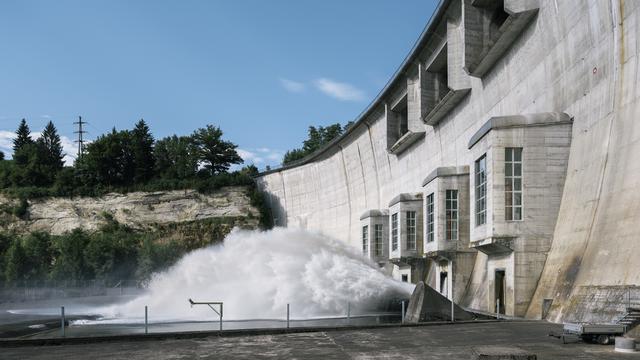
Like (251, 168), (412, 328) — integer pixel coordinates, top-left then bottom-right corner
(73, 116), (88, 158)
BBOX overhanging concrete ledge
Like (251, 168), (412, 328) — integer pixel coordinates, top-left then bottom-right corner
(388, 193), (423, 207)
(470, 236), (515, 255)
(422, 166), (470, 187)
(467, 112), (573, 149)
(424, 88), (471, 126)
(389, 131), (426, 155)
(360, 209), (389, 220)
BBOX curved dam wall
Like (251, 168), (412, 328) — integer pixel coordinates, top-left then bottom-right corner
(257, 0), (640, 324)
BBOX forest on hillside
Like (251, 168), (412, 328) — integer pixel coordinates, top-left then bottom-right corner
(0, 118), (270, 287)
(1, 118), (257, 198)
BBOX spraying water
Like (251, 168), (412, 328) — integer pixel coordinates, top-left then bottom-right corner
(100, 228), (413, 323)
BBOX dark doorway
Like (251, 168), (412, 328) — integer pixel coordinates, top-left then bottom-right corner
(495, 270), (506, 314)
(440, 271), (448, 296)
(401, 274), (408, 282)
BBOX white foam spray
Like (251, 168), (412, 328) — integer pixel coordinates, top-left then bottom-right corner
(101, 228), (413, 322)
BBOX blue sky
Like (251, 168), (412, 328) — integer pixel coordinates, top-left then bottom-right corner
(0, 0), (437, 168)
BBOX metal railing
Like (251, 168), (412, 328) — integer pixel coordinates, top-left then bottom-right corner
(45, 300), (405, 340)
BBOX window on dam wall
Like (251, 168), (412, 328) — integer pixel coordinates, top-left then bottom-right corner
(362, 225), (369, 256)
(374, 224), (384, 257)
(406, 211), (416, 250)
(391, 213), (398, 251)
(475, 155), (487, 227)
(505, 147), (523, 221)
(445, 189), (458, 241)
(426, 193), (434, 243)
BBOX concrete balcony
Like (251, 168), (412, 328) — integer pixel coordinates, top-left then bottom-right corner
(360, 209), (389, 264)
(388, 193), (423, 262)
(422, 166), (470, 256)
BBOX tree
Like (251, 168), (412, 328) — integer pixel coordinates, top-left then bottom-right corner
(155, 135), (199, 179)
(77, 128), (135, 187)
(22, 232), (53, 280)
(39, 121), (65, 171)
(239, 164), (259, 177)
(136, 237), (182, 281)
(4, 239), (27, 284)
(131, 119), (155, 183)
(192, 125), (243, 175)
(0, 233), (11, 286)
(282, 148), (307, 165)
(13, 119), (33, 163)
(319, 123), (343, 146)
(51, 229), (91, 281)
(344, 121), (355, 131)
(52, 167), (80, 196)
(282, 123), (346, 165)
(11, 142), (49, 187)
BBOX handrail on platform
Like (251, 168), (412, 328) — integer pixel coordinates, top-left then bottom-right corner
(188, 299), (224, 331)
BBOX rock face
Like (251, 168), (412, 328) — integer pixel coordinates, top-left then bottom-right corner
(0, 186), (260, 235)
(405, 281), (474, 323)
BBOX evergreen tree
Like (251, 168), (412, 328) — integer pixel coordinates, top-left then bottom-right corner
(39, 121), (65, 170)
(13, 119), (33, 162)
(192, 125), (243, 175)
(12, 142), (49, 187)
(131, 119), (155, 183)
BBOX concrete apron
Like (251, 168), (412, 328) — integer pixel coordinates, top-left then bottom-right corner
(0, 319), (509, 348)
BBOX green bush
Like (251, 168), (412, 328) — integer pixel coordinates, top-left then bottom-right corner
(4, 238), (27, 285)
(13, 198), (29, 220)
(21, 232), (54, 280)
(50, 229), (92, 281)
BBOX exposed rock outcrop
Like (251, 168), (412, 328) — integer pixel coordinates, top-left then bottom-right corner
(0, 186), (260, 235)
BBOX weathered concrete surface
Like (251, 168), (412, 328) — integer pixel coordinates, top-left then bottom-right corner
(1, 322), (635, 359)
(257, 0), (640, 324)
(0, 186), (259, 235)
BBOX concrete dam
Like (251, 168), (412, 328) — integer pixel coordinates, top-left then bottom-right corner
(256, 0), (640, 326)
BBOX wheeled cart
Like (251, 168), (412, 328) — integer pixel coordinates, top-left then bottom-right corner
(561, 323), (626, 345)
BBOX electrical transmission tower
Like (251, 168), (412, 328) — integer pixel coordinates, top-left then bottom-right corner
(74, 116), (88, 157)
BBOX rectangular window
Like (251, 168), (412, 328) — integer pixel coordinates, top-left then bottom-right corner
(475, 155), (487, 226)
(505, 147), (523, 221)
(374, 224), (384, 256)
(391, 213), (398, 251)
(406, 211), (416, 250)
(426, 193), (434, 242)
(362, 225), (369, 255)
(445, 190), (458, 241)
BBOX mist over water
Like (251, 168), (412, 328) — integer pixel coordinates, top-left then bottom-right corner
(102, 228), (413, 322)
